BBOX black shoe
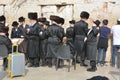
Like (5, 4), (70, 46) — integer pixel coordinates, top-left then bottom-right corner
(80, 63), (88, 67)
(87, 67), (97, 72)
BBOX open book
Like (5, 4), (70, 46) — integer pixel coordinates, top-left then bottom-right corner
(11, 38), (24, 45)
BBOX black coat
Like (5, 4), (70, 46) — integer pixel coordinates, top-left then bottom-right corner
(27, 23), (42, 58)
(18, 24), (29, 53)
(86, 27), (99, 60)
(11, 28), (21, 38)
(19, 24), (29, 38)
(45, 24), (63, 58)
(74, 20), (88, 56)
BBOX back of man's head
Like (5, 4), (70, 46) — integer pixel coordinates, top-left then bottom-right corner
(117, 19), (120, 24)
(87, 76), (109, 80)
(103, 19), (108, 25)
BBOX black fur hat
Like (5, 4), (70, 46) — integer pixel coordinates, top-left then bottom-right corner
(38, 17), (46, 23)
(57, 17), (65, 25)
(94, 20), (101, 27)
(18, 16), (25, 22)
(28, 12), (38, 20)
(80, 11), (90, 19)
(50, 15), (60, 23)
(69, 20), (75, 24)
(12, 21), (19, 27)
(0, 15), (6, 21)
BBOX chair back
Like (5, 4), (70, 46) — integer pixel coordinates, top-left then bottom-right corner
(0, 44), (8, 58)
(56, 44), (71, 59)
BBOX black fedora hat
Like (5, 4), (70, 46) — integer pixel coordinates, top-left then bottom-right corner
(18, 16), (25, 22)
(12, 21), (19, 27)
(94, 20), (101, 27)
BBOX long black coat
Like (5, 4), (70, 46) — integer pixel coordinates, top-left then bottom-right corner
(86, 27), (99, 60)
(19, 24), (29, 53)
(45, 24), (63, 58)
(74, 20), (88, 57)
(27, 23), (42, 58)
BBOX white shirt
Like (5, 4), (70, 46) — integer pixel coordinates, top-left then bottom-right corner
(111, 25), (120, 45)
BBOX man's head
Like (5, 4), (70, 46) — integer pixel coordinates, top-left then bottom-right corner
(57, 17), (65, 27)
(87, 76), (109, 80)
(18, 16), (25, 25)
(117, 19), (120, 24)
(28, 12), (38, 24)
(93, 20), (101, 27)
(0, 15), (6, 23)
(38, 17), (46, 25)
(69, 20), (75, 27)
(102, 19), (108, 25)
(12, 21), (19, 28)
(0, 23), (7, 33)
(50, 15), (60, 24)
(80, 11), (90, 20)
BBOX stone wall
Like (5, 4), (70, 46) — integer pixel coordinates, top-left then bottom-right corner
(0, 0), (120, 62)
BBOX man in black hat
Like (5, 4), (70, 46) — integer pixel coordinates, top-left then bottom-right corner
(66, 20), (76, 65)
(27, 12), (42, 67)
(74, 11), (90, 67)
(18, 16), (29, 65)
(37, 17), (48, 66)
(0, 15), (9, 37)
(39, 20), (49, 66)
(86, 20), (100, 72)
(11, 21), (20, 38)
(45, 15), (64, 67)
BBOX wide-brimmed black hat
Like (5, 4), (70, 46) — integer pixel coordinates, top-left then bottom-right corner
(57, 17), (65, 25)
(18, 16), (25, 22)
(94, 20), (101, 27)
(38, 17), (46, 23)
(50, 15), (60, 23)
(69, 20), (75, 24)
(28, 12), (38, 20)
(12, 21), (19, 27)
(0, 15), (6, 21)
(80, 11), (90, 19)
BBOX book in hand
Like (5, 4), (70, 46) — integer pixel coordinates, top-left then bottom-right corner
(11, 38), (24, 45)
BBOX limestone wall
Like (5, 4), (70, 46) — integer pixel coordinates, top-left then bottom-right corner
(0, 0), (120, 62)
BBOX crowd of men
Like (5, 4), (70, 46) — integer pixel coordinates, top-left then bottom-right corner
(0, 11), (120, 72)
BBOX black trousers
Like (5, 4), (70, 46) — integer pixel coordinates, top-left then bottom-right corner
(40, 40), (47, 65)
(90, 60), (96, 68)
(3, 57), (8, 70)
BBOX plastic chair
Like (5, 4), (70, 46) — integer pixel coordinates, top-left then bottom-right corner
(0, 44), (8, 58)
(55, 44), (77, 72)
